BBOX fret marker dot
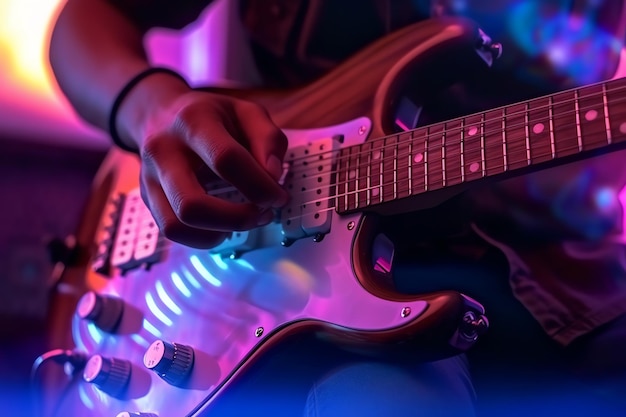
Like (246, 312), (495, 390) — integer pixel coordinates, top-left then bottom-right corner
(413, 153), (424, 163)
(372, 188), (380, 197)
(373, 150), (381, 160)
(532, 123), (545, 134)
(585, 109), (598, 121)
(620, 122), (626, 134)
(468, 126), (478, 136)
(469, 162), (480, 173)
(349, 170), (356, 180)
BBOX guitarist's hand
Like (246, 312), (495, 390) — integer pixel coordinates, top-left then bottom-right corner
(120, 81), (289, 249)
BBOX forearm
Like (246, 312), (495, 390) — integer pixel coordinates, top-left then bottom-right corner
(49, 0), (189, 150)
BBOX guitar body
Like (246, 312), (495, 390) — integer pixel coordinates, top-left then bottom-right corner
(45, 17), (507, 417)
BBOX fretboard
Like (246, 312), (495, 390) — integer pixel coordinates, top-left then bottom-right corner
(335, 77), (626, 213)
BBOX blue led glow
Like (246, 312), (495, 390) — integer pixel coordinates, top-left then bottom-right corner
(171, 271), (192, 297)
(595, 187), (616, 210)
(190, 255), (223, 287)
(236, 258), (255, 271)
(156, 280), (183, 315)
(86, 322), (103, 345)
(211, 253), (229, 271)
(143, 318), (163, 338)
(145, 292), (173, 326)
(507, 1), (622, 85)
(181, 265), (202, 289)
(131, 333), (150, 349)
(78, 384), (95, 410)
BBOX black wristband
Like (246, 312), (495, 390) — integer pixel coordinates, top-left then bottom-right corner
(108, 67), (188, 153)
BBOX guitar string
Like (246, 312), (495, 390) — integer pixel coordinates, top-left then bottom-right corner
(130, 119), (624, 260)
(205, 99), (626, 201)
(201, 86), (626, 190)
(158, 123), (626, 241)
(115, 85), (626, 259)
(277, 80), (626, 170)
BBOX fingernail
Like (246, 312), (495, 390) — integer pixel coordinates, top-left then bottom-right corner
(257, 209), (275, 226)
(266, 154), (283, 182)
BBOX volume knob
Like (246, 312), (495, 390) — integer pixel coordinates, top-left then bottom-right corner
(76, 291), (124, 332)
(143, 340), (194, 386)
(83, 354), (131, 397)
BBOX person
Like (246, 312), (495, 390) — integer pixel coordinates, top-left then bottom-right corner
(48, 1), (626, 416)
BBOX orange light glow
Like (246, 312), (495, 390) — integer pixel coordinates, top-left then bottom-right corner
(0, 0), (109, 148)
(0, 0), (63, 97)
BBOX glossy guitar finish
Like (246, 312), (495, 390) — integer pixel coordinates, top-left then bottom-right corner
(43, 17), (510, 417)
(70, 118), (478, 417)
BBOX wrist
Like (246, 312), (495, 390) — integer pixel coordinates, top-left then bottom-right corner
(113, 68), (190, 152)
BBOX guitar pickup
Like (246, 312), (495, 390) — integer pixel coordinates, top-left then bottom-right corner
(93, 189), (164, 276)
(280, 136), (342, 243)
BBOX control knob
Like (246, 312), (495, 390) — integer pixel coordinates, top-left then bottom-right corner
(82, 354), (131, 397)
(143, 340), (194, 386)
(76, 291), (124, 332)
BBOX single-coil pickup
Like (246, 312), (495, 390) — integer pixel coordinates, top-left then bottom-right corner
(281, 137), (340, 242)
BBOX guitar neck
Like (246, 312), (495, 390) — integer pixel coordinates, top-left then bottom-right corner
(335, 77), (626, 214)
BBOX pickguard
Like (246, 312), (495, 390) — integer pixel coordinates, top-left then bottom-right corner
(70, 118), (430, 417)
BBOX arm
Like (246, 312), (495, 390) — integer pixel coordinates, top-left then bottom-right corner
(49, 0), (288, 248)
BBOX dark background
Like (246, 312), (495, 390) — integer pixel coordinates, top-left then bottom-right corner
(0, 138), (105, 417)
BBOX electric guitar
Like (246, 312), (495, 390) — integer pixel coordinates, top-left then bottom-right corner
(44, 17), (626, 417)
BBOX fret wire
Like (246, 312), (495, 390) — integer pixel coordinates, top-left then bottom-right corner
(334, 151), (341, 210)
(283, 88), (626, 190)
(282, 82), (626, 172)
(366, 145), (372, 206)
(344, 149), (349, 210)
(211, 95), (626, 211)
(424, 127), (429, 191)
(379, 145), (384, 203)
(219, 116), (626, 218)
(329, 138), (622, 209)
(338, 132), (624, 202)
(441, 126), (447, 187)
(525, 101), (531, 165)
(213, 111), (626, 210)
(501, 107), (508, 171)
(574, 89), (583, 152)
(408, 132), (413, 195)
(393, 136), (398, 199)
(480, 113), (486, 177)
(288, 89), (626, 181)
(460, 117), (466, 183)
(355, 145), (361, 209)
(602, 82), (613, 145)
(354, 145), (362, 209)
(549, 95), (556, 158)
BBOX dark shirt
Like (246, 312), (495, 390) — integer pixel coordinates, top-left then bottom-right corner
(110, 0), (626, 88)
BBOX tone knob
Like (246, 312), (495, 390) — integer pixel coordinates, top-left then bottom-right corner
(83, 354), (131, 397)
(143, 340), (194, 386)
(76, 291), (124, 332)
(116, 413), (158, 417)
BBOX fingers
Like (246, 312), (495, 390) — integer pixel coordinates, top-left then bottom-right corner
(136, 93), (289, 249)
(140, 137), (274, 247)
(139, 175), (229, 249)
(185, 118), (289, 208)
